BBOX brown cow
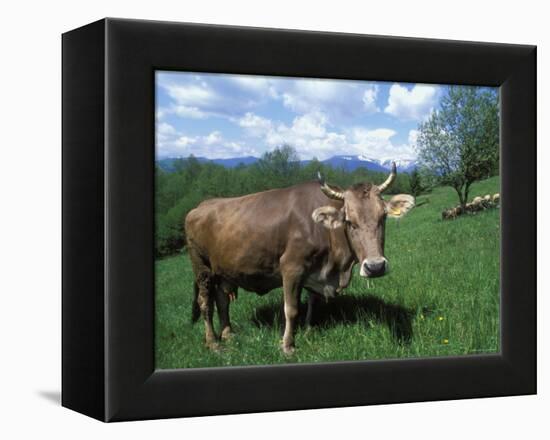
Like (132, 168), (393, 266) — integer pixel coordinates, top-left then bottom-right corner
(185, 163), (415, 354)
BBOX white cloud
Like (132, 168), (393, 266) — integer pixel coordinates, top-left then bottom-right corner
(291, 112), (327, 138)
(233, 110), (420, 161)
(164, 83), (218, 107)
(238, 112), (273, 137)
(175, 136), (197, 148)
(349, 127), (397, 158)
(362, 85), (379, 113)
(172, 105), (208, 119)
(155, 73), (436, 161)
(282, 80), (342, 113)
(384, 84), (438, 120)
(230, 76), (279, 99)
(204, 131), (222, 145)
(158, 75), (260, 120)
(156, 122), (185, 156)
(280, 78), (381, 119)
(156, 108), (167, 120)
(351, 127), (396, 143)
(237, 111), (346, 159)
(155, 122), (260, 159)
(157, 73), (385, 133)
(157, 122), (176, 135)
(161, 79), (226, 118)
(343, 127), (418, 161)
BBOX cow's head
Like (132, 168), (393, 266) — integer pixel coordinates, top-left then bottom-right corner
(312, 163), (414, 278)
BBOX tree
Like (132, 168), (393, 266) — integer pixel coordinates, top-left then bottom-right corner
(416, 86), (499, 208)
(257, 144), (300, 188)
(408, 168), (425, 197)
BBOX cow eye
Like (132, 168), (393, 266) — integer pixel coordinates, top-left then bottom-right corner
(346, 220), (358, 230)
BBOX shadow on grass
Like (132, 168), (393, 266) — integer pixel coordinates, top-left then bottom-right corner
(251, 293), (415, 344)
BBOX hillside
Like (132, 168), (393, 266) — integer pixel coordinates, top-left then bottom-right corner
(155, 176), (501, 368)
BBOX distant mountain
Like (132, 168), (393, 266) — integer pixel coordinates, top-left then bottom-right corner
(378, 158), (418, 173)
(157, 155), (417, 173)
(211, 156), (258, 168)
(321, 155), (388, 173)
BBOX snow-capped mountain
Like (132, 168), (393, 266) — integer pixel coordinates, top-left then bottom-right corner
(321, 155), (388, 172)
(378, 158), (418, 172)
(321, 155), (417, 173)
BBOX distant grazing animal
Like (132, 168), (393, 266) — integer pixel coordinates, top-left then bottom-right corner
(185, 163), (415, 353)
(472, 196), (483, 206)
(442, 191), (501, 220)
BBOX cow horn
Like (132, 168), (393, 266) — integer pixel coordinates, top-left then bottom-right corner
(378, 162), (397, 193)
(317, 171), (344, 200)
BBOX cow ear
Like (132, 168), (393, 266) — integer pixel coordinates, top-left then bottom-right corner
(386, 194), (415, 218)
(312, 206), (345, 229)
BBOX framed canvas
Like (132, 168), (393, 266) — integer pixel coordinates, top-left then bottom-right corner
(62, 18), (536, 422)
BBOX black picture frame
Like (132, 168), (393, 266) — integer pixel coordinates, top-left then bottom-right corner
(62, 18), (536, 422)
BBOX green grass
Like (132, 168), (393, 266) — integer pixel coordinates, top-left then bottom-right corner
(155, 177), (500, 369)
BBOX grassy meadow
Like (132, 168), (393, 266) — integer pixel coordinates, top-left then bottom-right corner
(155, 176), (500, 369)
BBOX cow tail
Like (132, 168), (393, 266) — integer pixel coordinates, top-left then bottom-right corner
(191, 280), (201, 324)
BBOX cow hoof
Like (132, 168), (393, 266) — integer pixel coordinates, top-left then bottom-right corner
(281, 343), (295, 356)
(221, 328), (234, 341)
(206, 341), (221, 351)
(283, 346), (295, 356)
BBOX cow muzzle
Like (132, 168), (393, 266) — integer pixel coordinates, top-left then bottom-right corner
(360, 258), (388, 278)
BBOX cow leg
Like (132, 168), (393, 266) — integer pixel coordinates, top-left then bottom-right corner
(305, 291), (317, 329)
(281, 268), (303, 355)
(188, 246), (218, 349)
(215, 284), (233, 341)
(196, 274), (218, 349)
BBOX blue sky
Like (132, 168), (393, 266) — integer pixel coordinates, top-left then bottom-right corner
(155, 71), (447, 161)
